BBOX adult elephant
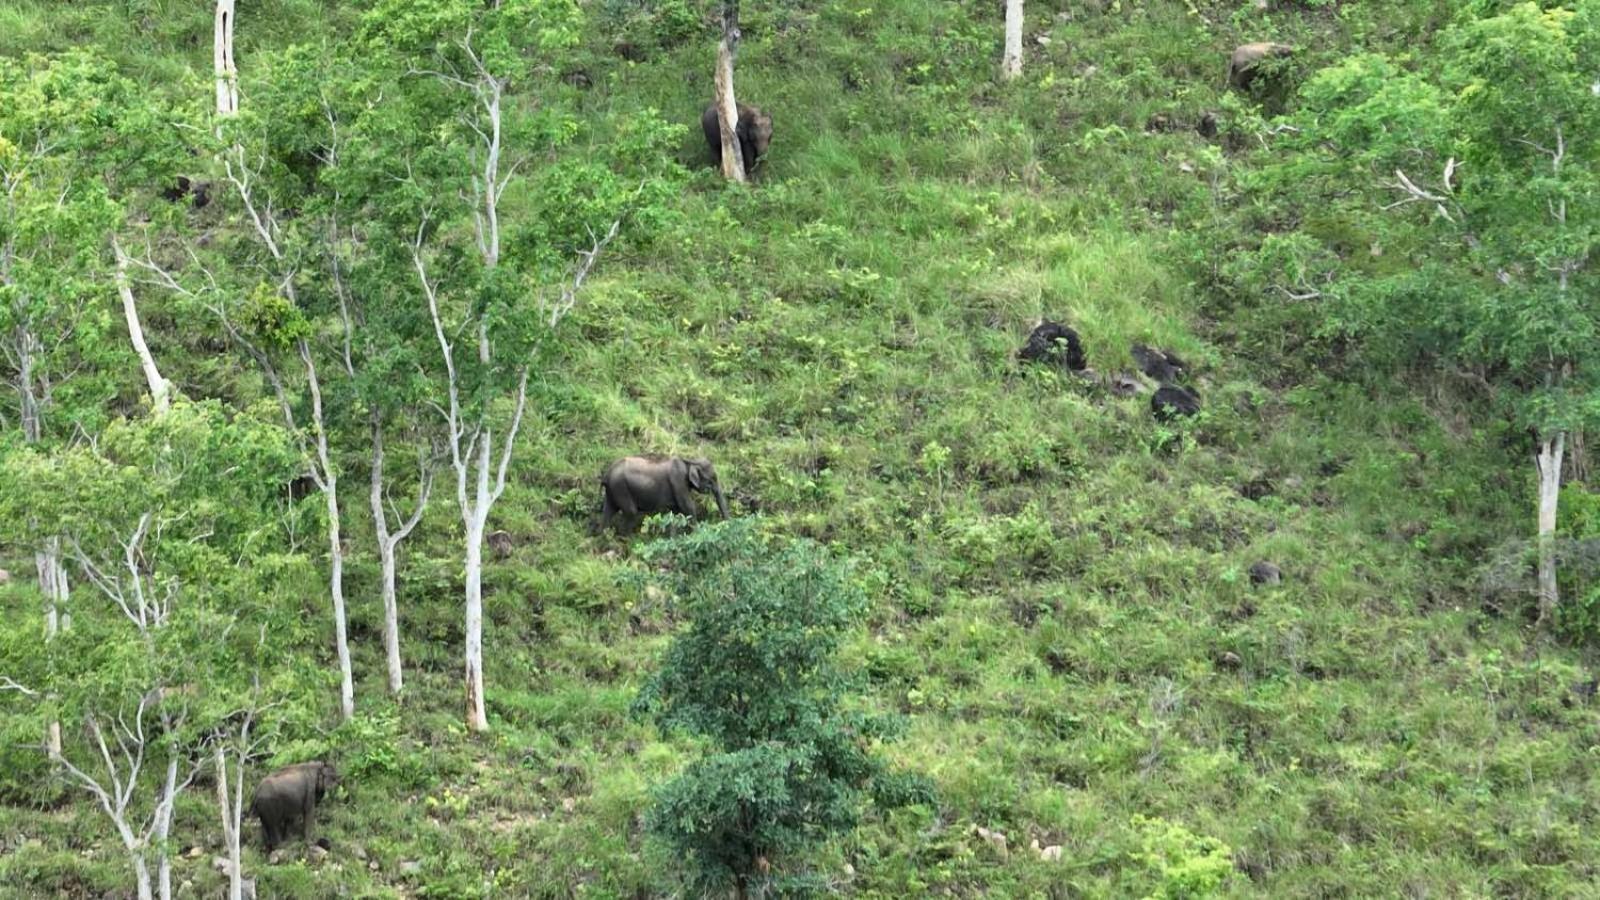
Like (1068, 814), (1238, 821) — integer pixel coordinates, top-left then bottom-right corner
(251, 761), (338, 853)
(701, 102), (773, 174)
(600, 455), (729, 533)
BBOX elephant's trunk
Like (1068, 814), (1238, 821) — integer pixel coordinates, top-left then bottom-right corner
(712, 483), (729, 519)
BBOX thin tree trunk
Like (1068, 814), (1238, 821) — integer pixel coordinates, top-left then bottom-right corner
(463, 447), (490, 732)
(23, 343), (66, 755)
(714, 2), (745, 183)
(113, 240), (170, 415)
(372, 416), (401, 695)
(132, 855), (153, 900)
(35, 540), (66, 757)
(1536, 431), (1565, 624)
(300, 342), (354, 721)
(214, 0), (239, 117)
(154, 753), (178, 900)
(1002, 0), (1024, 80)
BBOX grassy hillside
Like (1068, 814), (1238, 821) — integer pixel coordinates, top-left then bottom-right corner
(3, 0), (1597, 897)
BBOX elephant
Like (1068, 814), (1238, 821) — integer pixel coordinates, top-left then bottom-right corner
(701, 102), (773, 174)
(1227, 42), (1294, 90)
(600, 455), (729, 533)
(251, 761), (338, 853)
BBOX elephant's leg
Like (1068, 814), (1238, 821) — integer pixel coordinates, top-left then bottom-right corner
(302, 793), (315, 843)
(600, 492), (617, 532)
(261, 814), (277, 852)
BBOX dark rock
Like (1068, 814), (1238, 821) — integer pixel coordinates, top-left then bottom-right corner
(1216, 651), (1243, 670)
(1151, 384), (1201, 421)
(1197, 112), (1218, 138)
(1239, 477), (1274, 501)
(1248, 561), (1282, 586)
(1571, 679), (1598, 704)
(1131, 343), (1187, 382)
(613, 41), (647, 62)
(1145, 113), (1174, 133)
(561, 69), (592, 89)
(1017, 319), (1087, 372)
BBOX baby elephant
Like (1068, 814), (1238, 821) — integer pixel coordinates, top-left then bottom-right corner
(701, 102), (773, 174)
(252, 761), (338, 853)
(601, 455), (729, 533)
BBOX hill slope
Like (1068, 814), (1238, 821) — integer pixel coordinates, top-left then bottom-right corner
(2, 1), (1596, 898)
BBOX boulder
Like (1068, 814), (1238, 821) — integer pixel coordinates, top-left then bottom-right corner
(1018, 320), (1087, 373)
(1248, 561), (1282, 586)
(1151, 384), (1201, 421)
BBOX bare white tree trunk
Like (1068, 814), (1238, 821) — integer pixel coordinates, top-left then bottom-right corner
(35, 539), (66, 757)
(113, 240), (170, 415)
(415, 28), (620, 731)
(463, 487), (488, 731)
(214, 0), (239, 117)
(1537, 431), (1566, 624)
(1002, 0), (1024, 80)
(300, 342), (354, 722)
(214, 745), (243, 900)
(369, 414), (430, 696)
(714, 2), (746, 183)
(204, 144), (356, 721)
(13, 324), (67, 757)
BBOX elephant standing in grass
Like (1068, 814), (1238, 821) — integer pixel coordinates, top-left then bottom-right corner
(701, 103), (773, 174)
(600, 455), (729, 533)
(252, 761), (338, 853)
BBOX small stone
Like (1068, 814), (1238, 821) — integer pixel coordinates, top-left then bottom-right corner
(1216, 651), (1243, 670)
(212, 857), (236, 878)
(351, 845), (368, 861)
(974, 826), (1008, 856)
(1178, 161), (1195, 173)
(0, 568), (11, 585)
(644, 585), (666, 603)
(1110, 373), (1145, 397)
(400, 860), (423, 876)
(1034, 34), (1052, 47)
(1249, 561), (1282, 586)
(1040, 845), (1064, 862)
(562, 797), (577, 813)
(308, 845), (329, 862)
(268, 849), (286, 866)
(369, 861), (380, 872)
(185, 845), (203, 859)
(843, 863), (856, 878)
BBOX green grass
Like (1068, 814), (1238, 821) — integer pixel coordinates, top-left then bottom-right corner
(3, 0), (1599, 897)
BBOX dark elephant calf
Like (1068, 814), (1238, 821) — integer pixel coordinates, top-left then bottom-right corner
(252, 760), (338, 853)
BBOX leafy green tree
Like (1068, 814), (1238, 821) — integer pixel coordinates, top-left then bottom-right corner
(634, 519), (932, 898)
(1253, 1), (1600, 624)
(0, 400), (299, 900)
(358, 0), (687, 730)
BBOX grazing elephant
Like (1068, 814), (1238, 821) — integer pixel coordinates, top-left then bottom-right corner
(1227, 42), (1294, 90)
(252, 761), (338, 853)
(701, 102), (773, 173)
(600, 455), (729, 533)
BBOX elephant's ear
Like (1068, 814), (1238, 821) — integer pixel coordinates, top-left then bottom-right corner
(686, 461), (709, 491)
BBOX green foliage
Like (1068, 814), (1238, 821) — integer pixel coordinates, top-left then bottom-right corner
(1132, 815), (1236, 899)
(633, 519), (930, 893)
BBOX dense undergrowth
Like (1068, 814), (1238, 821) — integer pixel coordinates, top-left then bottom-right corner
(3, 0), (1598, 897)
